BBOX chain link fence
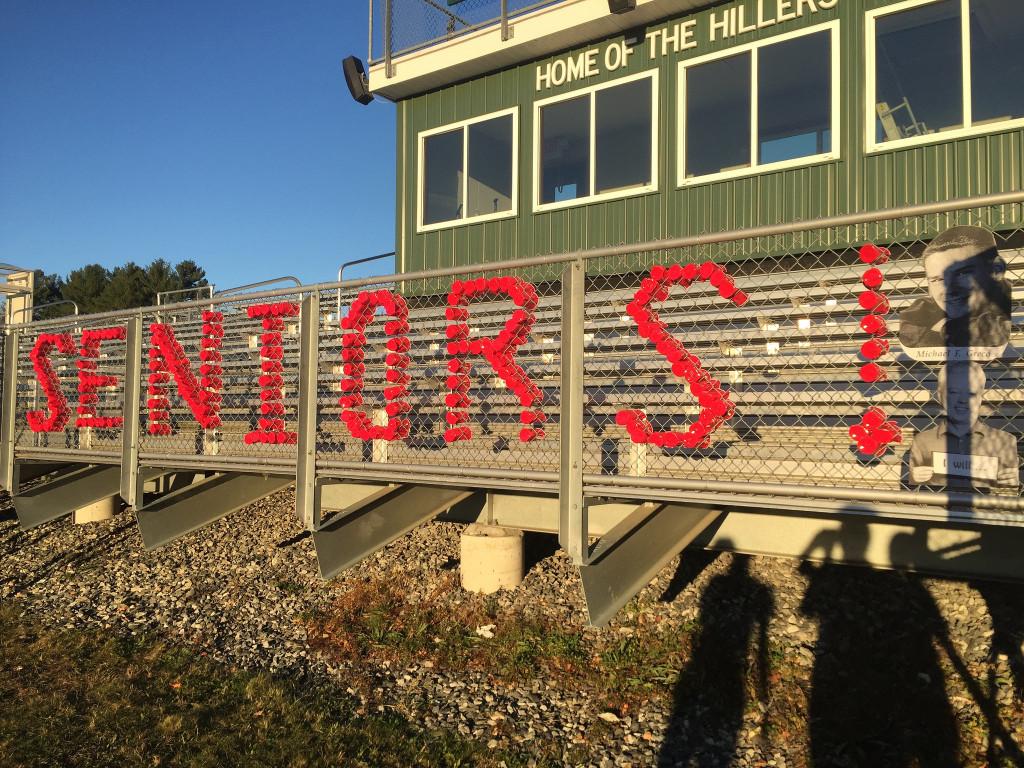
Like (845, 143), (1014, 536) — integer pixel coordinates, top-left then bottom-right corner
(137, 291), (305, 468)
(4, 197), (1024, 524)
(12, 315), (131, 461)
(316, 268), (561, 479)
(583, 209), (1023, 510)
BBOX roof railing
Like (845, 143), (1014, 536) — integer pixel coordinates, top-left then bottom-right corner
(373, 0), (560, 72)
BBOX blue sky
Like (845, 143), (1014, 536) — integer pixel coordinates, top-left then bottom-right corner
(0, 1), (396, 289)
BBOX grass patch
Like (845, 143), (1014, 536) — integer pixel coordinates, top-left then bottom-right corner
(306, 574), (693, 712)
(0, 603), (534, 768)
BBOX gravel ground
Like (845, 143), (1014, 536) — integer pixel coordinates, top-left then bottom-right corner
(2, 490), (1023, 767)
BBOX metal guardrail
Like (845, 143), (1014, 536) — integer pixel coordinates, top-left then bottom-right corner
(157, 286), (215, 306)
(214, 276), (303, 298)
(4, 191), (1024, 563)
(336, 252), (395, 318)
(371, 0), (563, 73)
(10, 300), (79, 322)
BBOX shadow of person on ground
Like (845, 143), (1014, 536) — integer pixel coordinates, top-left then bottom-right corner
(890, 528), (1024, 764)
(800, 518), (960, 767)
(658, 542), (773, 768)
(659, 548), (721, 604)
(972, 578), (1024, 700)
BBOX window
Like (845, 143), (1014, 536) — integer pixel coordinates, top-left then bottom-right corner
(685, 54), (750, 178)
(867, 0), (1024, 151)
(534, 71), (658, 210)
(678, 22), (839, 184)
(418, 109), (517, 231)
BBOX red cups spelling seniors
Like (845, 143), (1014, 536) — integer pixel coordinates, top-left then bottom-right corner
(147, 316), (223, 436)
(75, 326), (126, 429)
(444, 276), (545, 443)
(26, 333), (76, 432)
(245, 303), (299, 445)
(338, 289), (412, 442)
(850, 242), (899, 456)
(849, 406), (902, 457)
(616, 263), (744, 449)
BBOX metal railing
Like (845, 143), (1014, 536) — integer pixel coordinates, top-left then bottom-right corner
(214, 276), (303, 298)
(10, 300), (79, 323)
(336, 252), (395, 318)
(5, 191), (1024, 559)
(371, 0), (563, 73)
(157, 286), (215, 306)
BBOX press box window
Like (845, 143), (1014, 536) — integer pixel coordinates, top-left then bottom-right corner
(680, 24), (837, 182)
(420, 110), (516, 230)
(869, 0), (1024, 149)
(536, 72), (657, 209)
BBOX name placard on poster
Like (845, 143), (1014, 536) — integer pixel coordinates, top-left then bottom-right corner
(902, 346), (1009, 363)
(932, 453), (999, 482)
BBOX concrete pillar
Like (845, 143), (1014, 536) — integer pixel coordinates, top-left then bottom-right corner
(460, 524), (524, 594)
(73, 495), (118, 525)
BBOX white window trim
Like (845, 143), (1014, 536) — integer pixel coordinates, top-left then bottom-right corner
(532, 69), (660, 214)
(416, 107), (519, 234)
(676, 20), (841, 187)
(865, 0), (1024, 154)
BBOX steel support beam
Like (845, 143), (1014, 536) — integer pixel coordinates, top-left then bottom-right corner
(295, 292), (320, 530)
(313, 484), (476, 580)
(13, 463), (169, 530)
(559, 258), (587, 564)
(0, 329), (19, 492)
(16, 462), (71, 484)
(135, 472), (292, 549)
(318, 480), (397, 514)
(580, 502), (721, 627)
(120, 315), (143, 507)
(13, 464), (121, 530)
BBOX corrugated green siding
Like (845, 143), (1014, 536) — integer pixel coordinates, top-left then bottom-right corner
(396, 0), (1024, 275)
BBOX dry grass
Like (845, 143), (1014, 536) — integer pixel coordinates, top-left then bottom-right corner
(0, 602), (534, 768)
(306, 572), (694, 713)
(306, 570), (1024, 767)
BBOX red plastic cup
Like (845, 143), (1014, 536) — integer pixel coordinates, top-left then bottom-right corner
(861, 406), (887, 429)
(860, 338), (890, 360)
(860, 314), (888, 336)
(859, 244), (890, 264)
(859, 362), (887, 383)
(858, 291), (890, 314)
(861, 268), (884, 289)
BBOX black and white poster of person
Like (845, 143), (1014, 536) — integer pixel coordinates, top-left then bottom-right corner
(897, 225), (1012, 362)
(909, 361), (1018, 489)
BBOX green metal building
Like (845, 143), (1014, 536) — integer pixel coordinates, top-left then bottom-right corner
(366, 0), (1024, 274)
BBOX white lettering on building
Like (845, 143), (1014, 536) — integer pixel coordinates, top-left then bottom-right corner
(537, 0), (840, 90)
